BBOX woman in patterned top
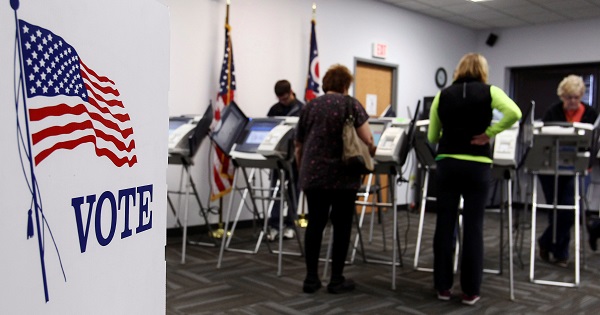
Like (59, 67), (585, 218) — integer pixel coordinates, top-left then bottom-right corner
(295, 64), (376, 294)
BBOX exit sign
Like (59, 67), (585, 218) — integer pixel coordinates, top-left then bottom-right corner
(372, 42), (388, 59)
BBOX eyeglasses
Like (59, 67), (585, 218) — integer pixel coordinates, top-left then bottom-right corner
(561, 94), (582, 101)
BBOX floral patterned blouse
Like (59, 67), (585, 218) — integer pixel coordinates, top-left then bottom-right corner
(295, 93), (369, 190)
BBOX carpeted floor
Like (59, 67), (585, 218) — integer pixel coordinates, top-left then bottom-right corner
(166, 208), (600, 314)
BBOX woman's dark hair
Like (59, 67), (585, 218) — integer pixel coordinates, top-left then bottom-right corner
(322, 64), (353, 93)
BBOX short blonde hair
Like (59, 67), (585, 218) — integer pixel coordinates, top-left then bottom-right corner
(322, 64), (353, 93)
(557, 75), (585, 97)
(453, 53), (489, 83)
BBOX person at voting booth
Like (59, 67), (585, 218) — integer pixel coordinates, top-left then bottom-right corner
(537, 75), (599, 265)
(295, 64), (376, 294)
(265, 80), (304, 241)
(428, 53), (521, 305)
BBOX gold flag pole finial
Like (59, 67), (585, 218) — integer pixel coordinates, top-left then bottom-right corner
(312, 3), (316, 20)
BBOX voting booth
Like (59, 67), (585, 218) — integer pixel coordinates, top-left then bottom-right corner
(346, 118), (391, 266)
(213, 103), (301, 276)
(168, 105), (216, 263)
(349, 101), (420, 290)
(491, 122), (520, 299)
(525, 121), (594, 287)
(412, 119), (442, 273)
(168, 106), (213, 159)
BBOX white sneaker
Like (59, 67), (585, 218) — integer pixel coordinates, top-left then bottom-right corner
(266, 228), (279, 241)
(283, 227), (295, 239)
(461, 294), (480, 306)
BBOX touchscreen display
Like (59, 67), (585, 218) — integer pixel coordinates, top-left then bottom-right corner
(371, 123), (385, 146)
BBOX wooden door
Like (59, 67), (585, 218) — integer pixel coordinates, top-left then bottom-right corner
(354, 60), (396, 117)
(354, 59), (397, 210)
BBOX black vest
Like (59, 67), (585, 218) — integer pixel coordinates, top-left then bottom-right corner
(437, 78), (493, 158)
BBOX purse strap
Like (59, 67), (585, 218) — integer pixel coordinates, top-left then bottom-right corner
(344, 95), (355, 124)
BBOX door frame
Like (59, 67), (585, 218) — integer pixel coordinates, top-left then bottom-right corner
(509, 62), (600, 120)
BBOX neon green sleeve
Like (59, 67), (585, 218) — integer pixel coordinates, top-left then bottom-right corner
(486, 85), (522, 137)
(427, 92), (442, 144)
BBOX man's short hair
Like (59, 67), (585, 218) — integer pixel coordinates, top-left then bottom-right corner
(274, 80), (292, 97)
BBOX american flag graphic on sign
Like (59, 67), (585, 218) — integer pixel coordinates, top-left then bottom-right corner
(18, 19), (137, 167)
(13, 17), (137, 303)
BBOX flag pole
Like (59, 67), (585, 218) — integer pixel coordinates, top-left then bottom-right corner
(225, 0), (232, 106)
(212, 0), (232, 239)
(226, 0), (230, 25)
(12, 0), (50, 302)
(298, 3), (317, 229)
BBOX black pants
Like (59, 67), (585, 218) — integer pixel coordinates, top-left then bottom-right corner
(268, 166), (299, 228)
(434, 158), (490, 296)
(304, 189), (357, 282)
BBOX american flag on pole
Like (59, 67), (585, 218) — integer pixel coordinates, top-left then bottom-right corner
(210, 22), (235, 201)
(304, 18), (320, 102)
(18, 19), (137, 168)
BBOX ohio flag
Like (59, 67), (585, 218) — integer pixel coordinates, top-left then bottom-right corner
(304, 18), (320, 102)
(17, 19), (137, 168)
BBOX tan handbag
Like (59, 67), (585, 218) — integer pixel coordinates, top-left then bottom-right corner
(342, 96), (374, 174)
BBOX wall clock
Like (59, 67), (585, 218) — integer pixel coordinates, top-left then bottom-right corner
(435, 67), (447, 88)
